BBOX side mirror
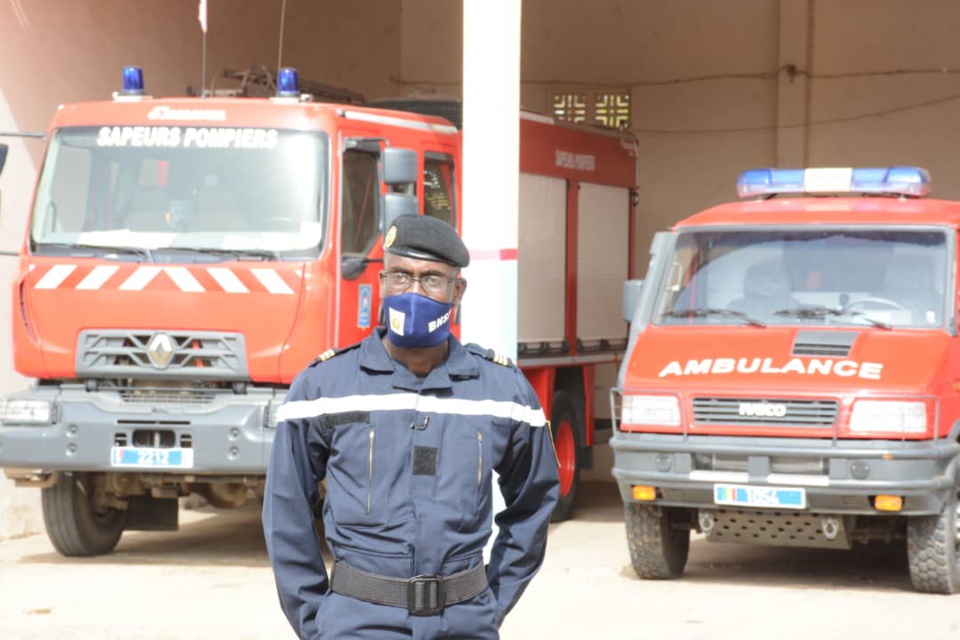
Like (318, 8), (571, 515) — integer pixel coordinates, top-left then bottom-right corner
(0, 144), (8, 176)
(341, 255), (369, 280)
(382, 148), (417, 186)
(623, 279), (644, 322)
(382, 193), (418, 233)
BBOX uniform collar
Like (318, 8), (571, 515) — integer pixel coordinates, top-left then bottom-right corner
(359, 328), (481, 388)
(358, 328), (396, 373)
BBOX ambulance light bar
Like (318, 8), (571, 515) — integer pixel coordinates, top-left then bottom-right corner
(276, 67), (299, 98)
(737, 166), (931, 198)
(121, 66), (145, 96)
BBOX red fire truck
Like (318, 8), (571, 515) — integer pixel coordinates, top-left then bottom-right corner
(613, 166), (960, 593)
(0, 67), (637, 555)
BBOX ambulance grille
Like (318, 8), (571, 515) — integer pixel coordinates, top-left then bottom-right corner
(692, 398), (838, 426)
(792, 330), (858, 357)
(76, 330), (248, 380)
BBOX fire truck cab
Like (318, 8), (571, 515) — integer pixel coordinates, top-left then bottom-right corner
(0, 67), (455, 556)
(613, 167), (960, 593)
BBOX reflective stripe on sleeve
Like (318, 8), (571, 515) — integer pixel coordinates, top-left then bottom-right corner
(277, 393), (547, 428)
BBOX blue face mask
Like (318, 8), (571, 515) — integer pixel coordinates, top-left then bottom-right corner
(383, 293), (454, 349)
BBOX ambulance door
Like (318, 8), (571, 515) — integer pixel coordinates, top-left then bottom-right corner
(337, 144), (384, 346)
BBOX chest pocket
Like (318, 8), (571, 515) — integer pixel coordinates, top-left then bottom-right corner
(325, 414), (389, 528)
(436, 423), (492, 533)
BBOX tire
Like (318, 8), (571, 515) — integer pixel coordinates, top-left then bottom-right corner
(625, 502), (690, 579)
(41, 472), (127, 557)
(907, 484), (960, 593)
(550, 391), (582, 523)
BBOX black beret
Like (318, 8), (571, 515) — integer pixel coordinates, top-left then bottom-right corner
(383, 215), (470, 268)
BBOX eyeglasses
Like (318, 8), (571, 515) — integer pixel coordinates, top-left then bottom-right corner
(379, 270), (458, 296)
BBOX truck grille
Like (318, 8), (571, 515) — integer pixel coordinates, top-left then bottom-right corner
(692, 397), (838, 427)
(117, 380), (224, 406)
(77, 330), (248, 380)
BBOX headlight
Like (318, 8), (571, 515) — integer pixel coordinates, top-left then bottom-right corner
(849, 400), (927, 434)
(620, 394), (681, 428)
(0, 399), (55, 424)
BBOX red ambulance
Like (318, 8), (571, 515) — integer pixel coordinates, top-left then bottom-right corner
(613, 167), (960, 593)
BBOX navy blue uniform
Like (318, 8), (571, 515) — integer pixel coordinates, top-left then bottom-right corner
(262, 329), (559, 639)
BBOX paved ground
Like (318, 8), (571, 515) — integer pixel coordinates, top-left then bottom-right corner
(1, 482), (959, 639)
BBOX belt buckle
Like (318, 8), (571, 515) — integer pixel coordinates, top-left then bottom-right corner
(407, 574), (445, 616)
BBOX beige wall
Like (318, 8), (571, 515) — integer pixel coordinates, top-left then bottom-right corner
(398, 0), (960, 264)
(4, 0), (960, 533)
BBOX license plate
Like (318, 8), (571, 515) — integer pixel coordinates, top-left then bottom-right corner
(110, 447), (194, 469)
(713, 483), (806, 509)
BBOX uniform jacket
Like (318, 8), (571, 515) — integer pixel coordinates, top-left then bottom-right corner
(262, 329), (560, 639)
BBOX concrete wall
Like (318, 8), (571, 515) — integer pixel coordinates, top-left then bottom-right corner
(4, 0), (960, 534)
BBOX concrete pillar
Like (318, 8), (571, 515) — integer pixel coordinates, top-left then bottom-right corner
(460, 0), (521, 359)
(461, 0), (522, 559)
(776, 0), (813, 167)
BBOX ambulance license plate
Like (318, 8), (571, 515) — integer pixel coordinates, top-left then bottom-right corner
(713, 484), (806, 509)
(110, 447), (194, 469)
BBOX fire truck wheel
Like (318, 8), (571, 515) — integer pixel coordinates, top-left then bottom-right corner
(907, 484), (960, 593)
(41, 472), (127, 557)
(550, 391), (582, 523)
(624, 503), (689, 580)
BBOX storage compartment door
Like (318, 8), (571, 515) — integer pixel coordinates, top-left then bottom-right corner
(577, 183), (629, 347)
(518, 173), (567, 346)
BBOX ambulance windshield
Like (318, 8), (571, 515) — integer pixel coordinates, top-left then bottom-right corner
(653, 227), (949, 329)
(29, 126), (328, 258)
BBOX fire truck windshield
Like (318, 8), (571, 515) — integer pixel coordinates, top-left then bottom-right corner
(653, 227), (949, 329)
(29, 127), (328, 258)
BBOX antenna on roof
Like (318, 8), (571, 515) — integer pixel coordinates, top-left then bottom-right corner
(277, 0), (288, 71)
(199, 0), (208, 97)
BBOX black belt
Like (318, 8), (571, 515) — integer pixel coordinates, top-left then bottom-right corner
(330, 561), (487, 616)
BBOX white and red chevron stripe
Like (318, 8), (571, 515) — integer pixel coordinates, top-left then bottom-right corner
(27, 263), (301, 295)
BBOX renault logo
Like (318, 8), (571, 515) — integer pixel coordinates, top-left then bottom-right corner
(147, 333), (175, 368)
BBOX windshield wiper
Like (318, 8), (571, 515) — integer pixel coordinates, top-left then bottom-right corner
(156, 247), (281, 261)
(662, 307), (767, 328)
(774, 305), (892, 329)
(33, 242), (153, 262)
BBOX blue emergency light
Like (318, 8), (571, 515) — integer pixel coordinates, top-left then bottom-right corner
(276, 67), (299, 98)
(121, 66), (145, 96)
(737, 166), (931, 198)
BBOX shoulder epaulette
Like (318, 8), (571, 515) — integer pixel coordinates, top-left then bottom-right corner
(466, 343), (514, 368)
(308, 341), (362, 367)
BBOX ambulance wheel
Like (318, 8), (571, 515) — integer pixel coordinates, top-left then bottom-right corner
(625, 503), (689, 580)
(907, 483), (960, 593)
(550, 391), (581, 523)
(41, 472), (127, 557)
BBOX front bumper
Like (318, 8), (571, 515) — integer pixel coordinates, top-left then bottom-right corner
(610, 432), (960, 516)
(0, 384), (283, 476)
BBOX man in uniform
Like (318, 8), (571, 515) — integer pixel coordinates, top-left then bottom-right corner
(263, 214), (560, 639)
